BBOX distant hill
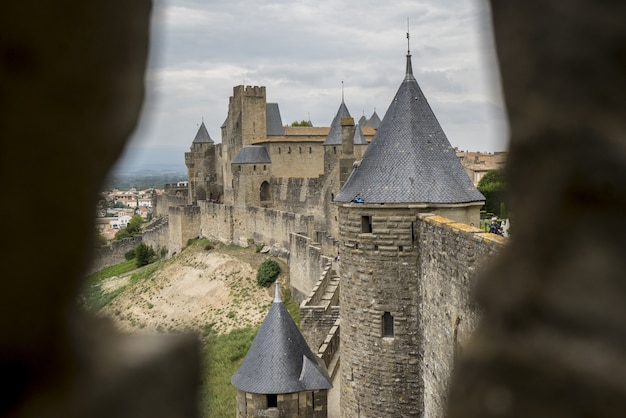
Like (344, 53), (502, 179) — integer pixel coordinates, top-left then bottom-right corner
(104, 170), (188, 190)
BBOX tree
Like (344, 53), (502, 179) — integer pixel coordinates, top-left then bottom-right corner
(135, 242), (155, 267)
(290, 120), (313, 127)
(477, 169), (507, 217)
(114, 214), (143, 240)
(256, 259), (281, 287)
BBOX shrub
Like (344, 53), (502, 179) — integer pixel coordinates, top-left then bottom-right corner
(124, 249), (136, 261)
(256, 259), (281, 288)
(135, 242), (155, 267)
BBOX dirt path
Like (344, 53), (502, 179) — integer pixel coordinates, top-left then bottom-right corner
(98, 243), (287, 336)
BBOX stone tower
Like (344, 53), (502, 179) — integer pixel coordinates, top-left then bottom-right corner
(185, 121), (219, 203)
(231, 145), (272, 207)
(221, 85), (268, 204)
(334, 50), (485, 417)
(231, 284), (332, 417)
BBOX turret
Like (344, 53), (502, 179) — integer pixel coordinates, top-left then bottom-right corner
(185, 121), (219, 203)
(231, 283), (332, 417)
(336, 46), (484, 417)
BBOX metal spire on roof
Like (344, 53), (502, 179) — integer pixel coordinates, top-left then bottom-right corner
(407, 17), (411, 55)
(406, 18), (414, 78)
(341, 80), (345, 103)
(274, 280), (282, 303)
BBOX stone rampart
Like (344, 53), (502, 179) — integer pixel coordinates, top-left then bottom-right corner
(288, 233), (332, 303)
(88, 216), (171, 275)
(417, 214), (505, 417)
(154, 192), (187, 217)
(299, 263), (340, 351)
(318, 319), (340, 373)
(168, 205), (201, 255)
(89, 236), (143, 275)
(233, 206), (313, 250)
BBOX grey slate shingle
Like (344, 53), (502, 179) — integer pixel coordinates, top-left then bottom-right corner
(266, 103), (285, 136)
(232, 145), (271, 164)
(335, 54), (485, 205)
(363, 110), (381, 130)
(353, 124), (368, 145)
(231, 289), (332, 394)
(322, 102), (351, 145)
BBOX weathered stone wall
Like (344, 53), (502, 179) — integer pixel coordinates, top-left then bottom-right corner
(288, 233), (331, 303)
(168, 205), (201, 255)
(88, 217), (170, 275)
(313, 230), (340, 259)
(268, 176), (325, 216)
(234, 206), (313, 250)
(142, 216), (170, 254)
(154, 192), (187, 218)
(198, 201), (234, 244)
(417, 214), (504, 418)
(299, 264), (340, 351)
(193, 202), (314, 256)
(90, 236), (143, 274)
(265, 142), (325, 179)
(236, 390), (328, 418)
(232, 163), (272, 207)
(186, 142), (219, 204)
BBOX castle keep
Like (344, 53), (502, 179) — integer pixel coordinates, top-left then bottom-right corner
(156, 47), (506, 417)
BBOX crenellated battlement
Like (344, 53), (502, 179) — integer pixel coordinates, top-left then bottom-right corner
(233, 84), (266, 99)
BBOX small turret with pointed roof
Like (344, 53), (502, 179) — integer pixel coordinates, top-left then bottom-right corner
(323, 101), (351, 146)
(363, 110), (381, 130)
(231, 281), (332, 417)
(192, 121), (213, 144)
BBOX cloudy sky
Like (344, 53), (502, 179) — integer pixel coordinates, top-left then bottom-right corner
(113, 0), (510, 172)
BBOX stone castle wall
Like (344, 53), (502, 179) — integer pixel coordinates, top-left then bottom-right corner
(298, 262), (340, 352)
(417, 214), (505, 418)
(266, 142), (325, 179)
(288, 233), (332, 303)
(167, 205), (201, 255)
(154, 192), (187, 218)
(236, 390), (328, 418)
(196, 201), (314, 252)
(88, 216), (170, 275)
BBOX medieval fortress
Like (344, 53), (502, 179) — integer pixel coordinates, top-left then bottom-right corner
(104, 50), (506, 417)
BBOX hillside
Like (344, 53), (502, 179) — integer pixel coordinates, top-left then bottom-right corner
(88, 239), (288, 336)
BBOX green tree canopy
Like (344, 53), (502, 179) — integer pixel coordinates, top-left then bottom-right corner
(134, 242), (155, 267)
(114, 214), (143, 240)
(290, 120), (313, 127)
(478, 169), (507, 218)
(256, 259), (281, 287)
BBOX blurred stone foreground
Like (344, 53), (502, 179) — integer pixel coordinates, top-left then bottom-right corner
(447, 1), (626, 418)
(0, 1), (200, 417)
(1, 1), (626, 417)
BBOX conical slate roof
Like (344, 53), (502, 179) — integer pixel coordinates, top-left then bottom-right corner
(335, 54), (485, 204)
(322, 102), (351, 145)
(231, 285), (332, 394)
(353, 124), (368, 145)
(192, 122), (213, 144)
(364, 110), (381, 130)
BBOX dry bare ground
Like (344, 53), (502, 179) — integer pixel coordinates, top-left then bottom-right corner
(98, 243), (286, 336)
